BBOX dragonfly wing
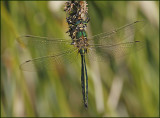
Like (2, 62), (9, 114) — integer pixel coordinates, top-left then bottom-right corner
(87, 41), (144, 62)
(88, 21), (145, 45)
(17, 35), (72, 55)
(20, 48), (79, 71)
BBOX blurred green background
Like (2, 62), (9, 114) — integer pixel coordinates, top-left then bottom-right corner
(1, 1), (159, 117)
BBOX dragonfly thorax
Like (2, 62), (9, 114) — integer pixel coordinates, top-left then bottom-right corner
(72, 37), (89, 50)
(70, 28), (89, 50)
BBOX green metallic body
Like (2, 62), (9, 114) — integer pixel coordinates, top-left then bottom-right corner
(76, 29), (88, 108)
(76, 30), (87, 39)
(80, 48), (88, 108)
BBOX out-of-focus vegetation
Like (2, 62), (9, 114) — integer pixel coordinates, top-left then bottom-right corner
(1, 1), (159, 117)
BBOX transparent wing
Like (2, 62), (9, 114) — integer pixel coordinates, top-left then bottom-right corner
(17, 35), (72, 55)
(17, 35), (80, 71)
(88, 21), (145, 45)
(20, 48), (79, 71)
(87, 41), (144, 62)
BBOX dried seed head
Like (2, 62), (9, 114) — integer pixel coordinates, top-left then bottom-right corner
(64, 1), (90, 40)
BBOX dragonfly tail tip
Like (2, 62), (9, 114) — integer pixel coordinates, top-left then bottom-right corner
(84, 103), (88, 109)
(135, 40), (140, 42)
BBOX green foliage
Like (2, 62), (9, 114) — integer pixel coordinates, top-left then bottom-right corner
(1, 1), (159, 117)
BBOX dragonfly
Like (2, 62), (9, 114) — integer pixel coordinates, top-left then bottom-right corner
(17, 20), (144, 108)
